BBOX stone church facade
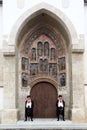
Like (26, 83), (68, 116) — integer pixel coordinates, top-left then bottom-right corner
(0, 0), (87, 124)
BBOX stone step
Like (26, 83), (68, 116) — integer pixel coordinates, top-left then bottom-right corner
(0, 119), (87, 130)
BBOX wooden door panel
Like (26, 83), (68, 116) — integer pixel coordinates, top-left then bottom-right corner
(31, 82), (57, 118)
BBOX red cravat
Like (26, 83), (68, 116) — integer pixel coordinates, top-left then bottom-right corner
(27, 99), (30, 103)
(60, 99), (62, 103)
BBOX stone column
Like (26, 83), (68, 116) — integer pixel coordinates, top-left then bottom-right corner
(71, 42), (85, 122)
(1, 45), (18, 124)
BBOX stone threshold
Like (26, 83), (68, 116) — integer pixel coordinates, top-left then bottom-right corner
(0, 119), (87, 130)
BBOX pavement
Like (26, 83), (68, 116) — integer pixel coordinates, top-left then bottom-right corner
(0, 119), (87, 130)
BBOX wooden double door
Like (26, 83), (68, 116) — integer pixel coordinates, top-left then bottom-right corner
(31, 82), (57, 118)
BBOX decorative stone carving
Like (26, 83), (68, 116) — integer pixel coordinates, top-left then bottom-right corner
(32, 48), (36, 61)
(44, 41), (49, 57)
(22, 28), (65, 55)
(58, 57), (66, 71)
(21, 57), (29, 71)
(59, 73), (66, 86)
(22, 72), (28, 87)
(21, 27), (66, 87)
(30, 63), (38, 76)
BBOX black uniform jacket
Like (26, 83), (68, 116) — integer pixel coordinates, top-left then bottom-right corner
(25, 100), (34, 117)
(56, 99), (65, 116)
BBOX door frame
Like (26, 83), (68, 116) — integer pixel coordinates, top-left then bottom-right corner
(29, 76), (58, 89)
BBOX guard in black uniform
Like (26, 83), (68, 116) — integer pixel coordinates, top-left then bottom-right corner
(56, 95), (65, 121)
(25, 95), (34, 121)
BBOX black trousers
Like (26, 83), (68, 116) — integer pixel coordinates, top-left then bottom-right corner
(56, 107), (65, 120)
(25, 108), (33, 120)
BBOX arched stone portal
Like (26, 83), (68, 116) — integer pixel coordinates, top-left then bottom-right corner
(2, 2), (85, 124)
(31, 82), (57, 118)
(16, 3), (71, 119)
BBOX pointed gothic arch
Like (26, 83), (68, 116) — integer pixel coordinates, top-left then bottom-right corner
(2, 2), (85, 123)
(9, 2), (78, 48)
(11, 2), (76, 120)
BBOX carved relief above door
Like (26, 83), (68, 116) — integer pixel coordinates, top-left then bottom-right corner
(21, 27), (66, 88)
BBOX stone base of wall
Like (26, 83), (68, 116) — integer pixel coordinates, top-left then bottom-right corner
(65, 107), (71, 119)
(85, 108), (87, 122)
(0, 109), (3, 123)
(71, 108), (85, 123)
(1, 109), (18, 124)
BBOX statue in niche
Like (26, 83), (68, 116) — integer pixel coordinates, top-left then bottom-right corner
(22, 73), (28, 87)
(58, 58), (61, 71)
(37, 42), (43, 56)
(62, 57), (66, 70)
(32, 48), (36, 61)
(43, 59), (48, 72)
(22, 57), (29, 71)
(25, 47), (28, 54)
(49, 67), (52, 76)
(49, 64), (57, 79)
(40, 59), (48, 72)
(59, 73), (66, 86)
(58, 57), (66, 71)
(44, 42), (49, 57)
(58, 47), (64, 56)
(30, 64), (38, 76)
(52, 66), (57, 78)
(40, 59), (43, 72)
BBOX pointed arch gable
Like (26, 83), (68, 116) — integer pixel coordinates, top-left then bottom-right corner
(9, 2), (77, 48)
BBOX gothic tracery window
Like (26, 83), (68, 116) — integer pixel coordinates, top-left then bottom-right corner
(50, 48), (55, 60)
(37, 41), (43, 56)
(44, 42), (49, 57)
(32, 48), (36, 61)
